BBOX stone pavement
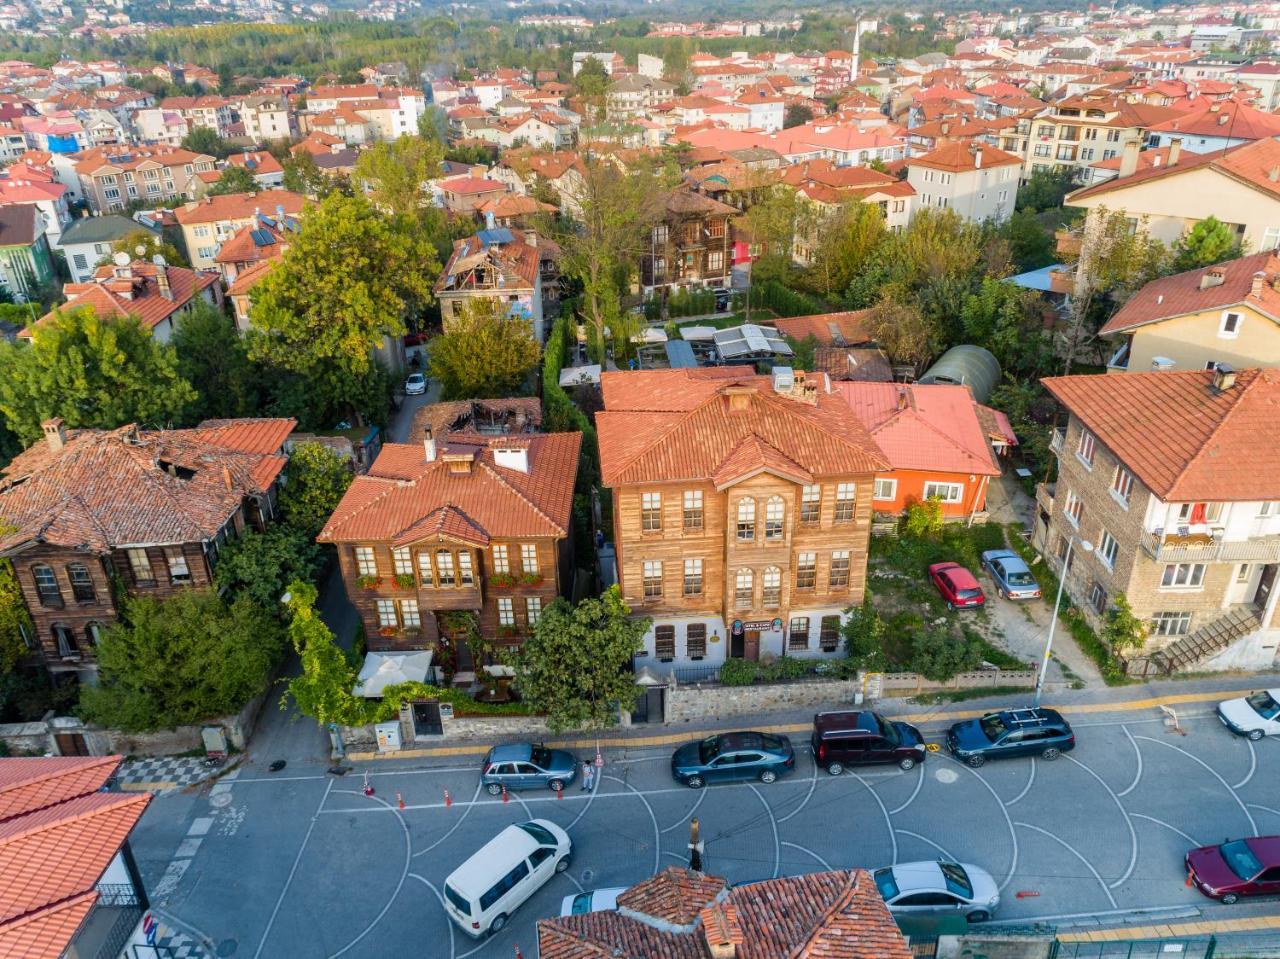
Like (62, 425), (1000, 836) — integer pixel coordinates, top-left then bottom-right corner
(117, 757), (224, 794)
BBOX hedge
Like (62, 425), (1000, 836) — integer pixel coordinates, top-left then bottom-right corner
(542, 303), (601, 491)
(756, 280), (827, 318)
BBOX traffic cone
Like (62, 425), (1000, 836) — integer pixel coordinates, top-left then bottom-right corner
(444, 788), (452, 808)
(1186, 873), (1193, 887)
(397, 791), (405, 810)
(556, 783), (563, 800)
(362, 771), (374, 798)
(502, 785), (509, 804)
(514, 946), (524, 959)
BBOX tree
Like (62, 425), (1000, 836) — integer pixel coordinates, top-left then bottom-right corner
(429, 299), (540, 400)
(573, 56), (609, 115)
(1003, 209), (1055, 272)
(783, 102), (815, 128)
(842, 596), (887, 668)
(514, 585), (648, 733)
(961, 278), (1051, 376)
(353, 135), (444, 221)
(214, 526), (324, 612)
(246, 192), (438, 421)
(1102, 594), (1149, 658)
(181, 127), (231, 159)
(279, 441), (353, 539)
(803, 198), (887, 297)
(1016, 167), (1078, 213)
(743, 183), (803, 272)
(1171, 215), (1242, 273)
(862, 295), (939, 369)
(0, 307), (197, 445)
(99, 229), (187, 268)
(206, 164), (258, 196)
(79, 591), (283, 732)
(171, 301), (262, 422)
(281, 579), (370, 728)
(0, 559), (31, 674)
(282, 152), (344, 199)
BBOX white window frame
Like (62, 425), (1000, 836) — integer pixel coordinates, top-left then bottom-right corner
(354, 546), (377, 577)
(683, 489), (703, 529)
(642, 560), (663, 598)
(736, 498), (756, 541)
(1219, 311), (1242, 339)
(525, 596), (541, 625)
(796, 552), (817, 589)
(1110, 466), (1134, 507)
(1076, 429), (1096, 468)
(734, 567), (754, 608)
(1064, 489), (1084, 528)
(398, 600), (420, 628)
(1152, 611), (1192, 636)
(166, 548), (191, 584)
(1161, 563), (1206, 590)
(492, 544), (509, 574)
(800, 485), (820, 523)
(873, 478), (897, 501)
(497, 597), (515, 626)
(1098, 529), (1118, 570)
(458, 551), (474, 586)
(764, 496), (784, 540)
(375, 599), (397, 628)
(392, 547), (413, 576)
(521, 543), (538, 575)
(683, 558), (703, 595)
(834, 483), (856, 521)
(417, 551), (434, 587)
(641, 491), (662, 531)
(435, 550), (456, 587)
(923, 482), (963, 504)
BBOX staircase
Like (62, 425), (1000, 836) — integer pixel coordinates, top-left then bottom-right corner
(1148, 607), (1261, 675)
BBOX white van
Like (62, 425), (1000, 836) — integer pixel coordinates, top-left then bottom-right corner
(442, 819), (572, 937)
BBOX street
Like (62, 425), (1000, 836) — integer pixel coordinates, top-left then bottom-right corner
(129, 692), (1280, 958)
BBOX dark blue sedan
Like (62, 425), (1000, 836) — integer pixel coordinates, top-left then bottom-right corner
(981, 549), (1043, 601)
(670, 731), (795, 788)
(946, 708), (1074, 767)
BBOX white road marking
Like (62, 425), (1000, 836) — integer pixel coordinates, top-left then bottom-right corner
(1131, 812), (1201, 848)
(151, 858), (192, 905)
(1005, 757), (1036, 807)
(747, 783), (781, 879)
(413, 782), (484, 858)
(777, 761), (817, 824)
(658, 785), (705, 834)
(175, 838), (202, 859)
(1135, 735), (1258, 837)
(252, 777), (333, 959)
(1117, 726), (1142, 798)
(934, 766), (959, 784)
(328, 792), (413, 959)
(985, 904), (1201, 927)
(943, 756), (1018, 893)
(896, 829), (956, 863)
(782, 841), (832, 871)
(603, 775), (661, 875)
(851, 772), (897, 867)
(407, 873), (454, 959)
(1233, 738), (1257, 790)
(1062, 755), (1138, 890)
(187, 817), (214, 836)
(1016, 821), (1118, 909)
(888, 763), (925, 815)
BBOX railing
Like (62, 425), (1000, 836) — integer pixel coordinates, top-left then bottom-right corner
(67, 902), (143, 959)
(96, 883), (142, 907)
(670, 664), (721, 683)
(1035, 482), (1055, 514)
(1141, 529), (1280, 563)
(1055, 228), (1083, 258)
(1050, 428), (1065, 454)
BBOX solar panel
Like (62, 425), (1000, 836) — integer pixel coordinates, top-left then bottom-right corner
(250, 229), (274, 246)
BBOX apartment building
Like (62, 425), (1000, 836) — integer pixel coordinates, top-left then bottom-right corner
(237, 94), (295, 141)
(606, 73), (677, 118)
(597, 368), (889, 674)
(1018, 95), (1180, 180)
(173, 189), (307, 271)
(318, 430), (581, 673)
(158, 95), (233, 137)
(74, 145), (217, 213)
(905, 141), (1021, 223)
(0, 417), (293, 675)
(639, 189), (737, 295)
(1035, 368), (1280, 675)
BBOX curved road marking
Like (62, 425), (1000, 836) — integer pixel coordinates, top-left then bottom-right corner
(328, 793), (412, 959)
(896, 828), (956, 863)
(566, 779), (602, 831)
(747, 784), (782, 879)
(413, 782), (483, 858)
(252, 778), (333, 959)
(1016, 821), (1117, 910)
(1117, 727), (1142, 798)
(659, 786), (706, 834)
(851, 772), (897, 868)
(604, 775), (661, 875)
(1063, 755), (1138, 890)
(407, 873), (455, 959)
(1005, 758), (1036, 807)
(888, 764), (925, 815)
(777, 761), (818, 824)
(1131, 813), (1201, 848)
(1233, 739), (1257, 790)
(1135, 736), (1258, 837)
(943, 756), (1017, 892)
(782, 841), (832, 872)
(1247, 802), (1280, 820)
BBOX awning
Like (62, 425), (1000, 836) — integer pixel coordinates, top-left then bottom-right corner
(354, 651), (435, 698)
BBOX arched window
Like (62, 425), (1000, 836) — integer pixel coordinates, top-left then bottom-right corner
(736, 498), (756, 541)
(762, 566), (781, 607)
(765, 496), (784, 540)
(32, 564), (62, 607)
(66, 563), (95, 602)
(734, 568), (754, 608)
(435, 550), (456, 587)
(86, 622), (105, 646)
(52, 624), (78, 659)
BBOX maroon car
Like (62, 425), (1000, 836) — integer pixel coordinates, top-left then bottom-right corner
(929, 562), (986, 611)
(1186, 836), (1280, 904)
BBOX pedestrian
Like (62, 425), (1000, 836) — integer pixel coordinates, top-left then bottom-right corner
(581, 761), (595, 791)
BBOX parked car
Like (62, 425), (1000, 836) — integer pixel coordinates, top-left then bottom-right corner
(480, 743), (577, 795)
(1217, 690), (1280, 741)
(404, 372), (427, 395)
(929, 562), (986, 610)
(670, 731), (795, 788)
(559, 887), (627, 916)
(946, 708), (1074, 767)
(980, 549), (1042, 601)
(811, 710), (927, 775)
(1187, 836), (1280, 904)
(873, 860), (1000, 922)
(443, 819), (571, 937)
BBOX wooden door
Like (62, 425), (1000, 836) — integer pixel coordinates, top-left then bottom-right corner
(744, 630), (760, 661)
(55, 732), (89, 756)
(1256, 564), (1277, 613)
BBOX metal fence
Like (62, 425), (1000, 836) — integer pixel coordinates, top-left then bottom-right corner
(670, 664), (721, 684)
(1054, 937), (1215, 959)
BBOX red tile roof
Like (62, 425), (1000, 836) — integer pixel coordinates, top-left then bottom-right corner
(441, 176), (507, 196)
(0, 756), (120, 822)
(617, 867), (728, 926)
(24, 260), (219, 337)
(598, 370), (889, 487)
(1043, 368), (1280, 501)
(772, 310), (873, 346)
(1069, 137), (1280, 204)
(1101, 251), (1280, 335)
(0, 891), (98, 959)
(174, 189), (306, 225)
(192, 417), (296, 456)
(1147, 97), (1280, 141)
(837, 382), (1001, 476)
(318, 432), (581, 545)
(910, 140), (1022, 173)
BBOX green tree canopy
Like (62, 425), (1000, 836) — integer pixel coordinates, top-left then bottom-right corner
(279, 441), (353, 539)
(282, 152), (346, 198)
(1171, 215), (1242, 273)
(353, 135), (444, 221)
(98, 228), (187, 269)
(281, 579), (368, 728)
(171, 300), (262, 422)
(206, 164), (259, 196)
(430, 299), (541, 400)
(79, 590), (283, 732)
(513, 585), (648, 733)
(214, 526), (324, 612)
(783, 103), (814, 128)
(961, 277), (1051, 377)
(862, 294), (939, 369)
(0, 307), (197, 445)
(0, 558), (31, 673)
(1002, 209), (1055, 272)
(1015, 166), (1078, 213)
(803, 198), (887, 298)
(181, 126), (232, 159)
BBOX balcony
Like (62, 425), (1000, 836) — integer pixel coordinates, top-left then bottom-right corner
(1141, 529), (1280, 564)
(66, 886), (142, 959)
(419, 583), (484, 611)
(1035, 482), (1056, 515)
(1055, 228), (1082, 258)
(1048, 268), (1075, 296)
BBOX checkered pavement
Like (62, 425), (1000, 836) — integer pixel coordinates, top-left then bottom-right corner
(117, 756), (220, 793)
(150, 912), (212, 959)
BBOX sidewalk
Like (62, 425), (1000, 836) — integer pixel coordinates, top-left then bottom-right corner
(344, 670), (1273, 762)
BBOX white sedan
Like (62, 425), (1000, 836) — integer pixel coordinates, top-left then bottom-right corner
(559, 887), (626, 916)
(404, 372), (426, 395)
(874, 861), (1000, 923)
(1217, 690), (1280, 740)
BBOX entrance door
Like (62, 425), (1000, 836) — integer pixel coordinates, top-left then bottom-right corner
(1256, 565), (1277, 613)
(731, 625), (745, 658)
(743, 630), (761, 661)
(411, 701), (443, 737)
(55, 732), (89, 756)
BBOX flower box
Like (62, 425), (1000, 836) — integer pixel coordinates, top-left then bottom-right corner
(518, 573), (544, 587)
(356, 575), (382, 591)
(393, 573), (416, 590)
(490, 573), (517, 588)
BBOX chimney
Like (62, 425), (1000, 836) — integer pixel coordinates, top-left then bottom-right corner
(700, 903), (743, 959)
(724, 385), (755, 412)
(152, 254), (171, 299)
(222, 466), (234, 490)
(974, 146), (983, 169)
(493, 444), (529, 473)
(424, 426), (436, 462)
(1200, 266), (1226, 290)
(484, 210), (496, 231)
(1252, 270), (1266, 298)
(523, 228), (537, 247)
(1213, 363), (1237, 392)
(896, 386), (909, 410)
(1118, 139), (1140, 178)
(940, 120), (950, 136)
(1168, 137), (1181, 167)
(1218, 112), (1230, 126)
(42, 417), (65, 452)
(1270, 166), (1280, 183)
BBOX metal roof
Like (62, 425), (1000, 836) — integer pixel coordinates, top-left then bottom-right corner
(918, 345), (1001, 404)
(712, 323), (794, 360)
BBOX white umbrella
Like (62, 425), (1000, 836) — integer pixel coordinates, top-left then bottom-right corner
(354, 651), (435, 698)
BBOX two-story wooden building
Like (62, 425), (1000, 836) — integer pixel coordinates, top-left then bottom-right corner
(0, 417), (294, 677)
(597, 368), (889, 674)
(639, 189), (738, 297)
(318, 430), (581, 679)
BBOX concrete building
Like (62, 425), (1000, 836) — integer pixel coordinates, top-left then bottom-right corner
(906, 141), (1021, 223)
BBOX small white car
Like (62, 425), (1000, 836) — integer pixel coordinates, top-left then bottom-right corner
(404, 372), (427, 395)
(874, 860), (1000, 922)
(559, 887), (626, 916)
(1217, 690), (1280, 741)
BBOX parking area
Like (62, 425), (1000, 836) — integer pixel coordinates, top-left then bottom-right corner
(132, 701), (1280, 959)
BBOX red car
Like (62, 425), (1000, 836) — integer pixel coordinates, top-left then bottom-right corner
(1187, 836), (1280, 904)
(928, 562), (985, 610)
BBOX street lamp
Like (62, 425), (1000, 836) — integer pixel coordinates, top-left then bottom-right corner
(1034, 534), (1092, 708)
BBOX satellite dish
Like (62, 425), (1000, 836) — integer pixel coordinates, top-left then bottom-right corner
(134, 244), (146, 257)
(112, 251), (130, 266)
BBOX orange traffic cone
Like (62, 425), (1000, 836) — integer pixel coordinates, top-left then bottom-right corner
(397, 791), (405, 810)
(556, 784), (563, 800)
(502, 785), (509, 804)
(444, 789), (452, 808)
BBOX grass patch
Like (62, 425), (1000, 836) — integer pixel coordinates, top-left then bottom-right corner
(911, 686), (1035, 705)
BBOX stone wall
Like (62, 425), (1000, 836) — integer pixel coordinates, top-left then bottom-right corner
(343, 712), (551, 749)
(667, 677), (857, 722)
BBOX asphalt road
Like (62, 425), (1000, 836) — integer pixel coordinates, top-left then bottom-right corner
(130, 699), (1280, 959)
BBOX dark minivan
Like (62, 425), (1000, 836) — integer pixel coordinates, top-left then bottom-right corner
(811, 710), (928, 775)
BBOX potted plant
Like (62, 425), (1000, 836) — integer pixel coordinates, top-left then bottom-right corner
(378, 625), (395, 638)
(490, 572), (517, 588)
(497, 624), (518, 640)
(393, 573), (416, 590)
(356, 575), (382, 591)
(518, 572), (543, 587)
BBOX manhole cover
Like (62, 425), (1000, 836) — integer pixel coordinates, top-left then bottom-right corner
(210, 792), (233, 808)
(216, 938), (238, 956)
(580, 868), (595, 885)
(934, 767), (959, 785)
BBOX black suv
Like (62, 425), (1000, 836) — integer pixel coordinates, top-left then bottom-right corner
(946, 707), (1075, 767)
(811, 710), (928, 775)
